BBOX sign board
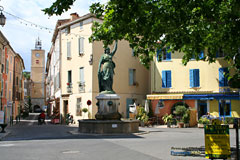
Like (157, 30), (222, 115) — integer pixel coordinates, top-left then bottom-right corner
(205, 125), (231, 159)
(0, 111), (4, 124)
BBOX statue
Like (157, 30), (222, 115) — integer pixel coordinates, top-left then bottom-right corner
(98, 41), (118, 94)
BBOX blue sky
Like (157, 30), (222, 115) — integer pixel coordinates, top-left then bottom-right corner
(0, 0), (106, 71)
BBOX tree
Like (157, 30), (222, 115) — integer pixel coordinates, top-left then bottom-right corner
(43, 0), (240, 88)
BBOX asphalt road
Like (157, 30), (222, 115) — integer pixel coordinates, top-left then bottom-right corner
(0, 115), (238, 160)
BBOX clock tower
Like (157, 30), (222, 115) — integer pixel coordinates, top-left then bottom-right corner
(30, 37), (45, 112)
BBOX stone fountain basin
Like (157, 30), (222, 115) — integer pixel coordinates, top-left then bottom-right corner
(78, 119), (139, 134)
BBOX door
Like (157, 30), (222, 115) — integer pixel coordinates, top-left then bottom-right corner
(126, 98), (135, 118)
(198, 100), (207, 119)
(63, 100), (68, 121)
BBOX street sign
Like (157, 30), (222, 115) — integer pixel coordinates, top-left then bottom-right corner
(204, 125), (231, 159)
(0, 111), (4, 124)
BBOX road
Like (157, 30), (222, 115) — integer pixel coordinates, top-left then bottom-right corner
(0, 114), (238, 160)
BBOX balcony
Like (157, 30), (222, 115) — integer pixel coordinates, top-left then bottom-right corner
(66, 83), (72, 93)
(78, 82), (85, 93)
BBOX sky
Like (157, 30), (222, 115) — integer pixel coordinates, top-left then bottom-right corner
(0, 0), (107, 71)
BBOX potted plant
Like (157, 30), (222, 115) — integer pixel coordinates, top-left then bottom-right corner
(136, 107), (149, 127)
(82, 108), (88, 119)
(198, 117), (210, 127)
(174, 105), (187, 128)
(182, 109), (190, 127)
(162, 114), (173, 128)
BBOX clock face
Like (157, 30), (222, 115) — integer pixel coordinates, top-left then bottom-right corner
(35, 53), (40, 57)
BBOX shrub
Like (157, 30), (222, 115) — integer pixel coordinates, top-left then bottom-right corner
(82, 108), (88, 113)
(162, 114), (173, 124)
(136, 107), (149, 123)
(198, 117), (210, 124)
(224, 117), (235, 124)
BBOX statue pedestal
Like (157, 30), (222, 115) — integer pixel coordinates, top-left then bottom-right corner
(95, 94), (121, 120)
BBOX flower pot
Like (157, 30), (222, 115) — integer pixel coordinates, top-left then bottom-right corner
(198, 123), (204, 128)
(178, 122), (184, 128)
(167, 121), (171, 128)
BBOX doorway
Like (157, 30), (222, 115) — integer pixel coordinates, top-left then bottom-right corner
(198, 100), (207, 119)
(63, 100), (68, 121)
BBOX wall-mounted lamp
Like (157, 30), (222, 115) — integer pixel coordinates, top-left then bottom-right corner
(0, 6), (6, 27)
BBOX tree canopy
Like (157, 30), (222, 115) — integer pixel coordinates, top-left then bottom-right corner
(43, 0), (240, 88)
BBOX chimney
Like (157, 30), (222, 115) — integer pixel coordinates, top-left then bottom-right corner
(70, 13), (79, 21)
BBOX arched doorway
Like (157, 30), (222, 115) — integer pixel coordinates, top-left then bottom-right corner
(34, 105), (41, 113)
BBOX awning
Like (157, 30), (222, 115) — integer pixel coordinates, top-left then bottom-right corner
(183, 94), (240, 100)
(147, 94), (183, 100)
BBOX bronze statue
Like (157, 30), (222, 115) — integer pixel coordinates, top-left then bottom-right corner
(98, 41), (118, 94)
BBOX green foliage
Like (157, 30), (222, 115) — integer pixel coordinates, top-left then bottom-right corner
(162, 114), (173, 124)
(174, 105), (187, 117)
(224, 117), (235, 124)
(42, 0), (75, 16)
(136, 107), (149, 123)
(23, 72), (30, 80)
(82, 108), (88, 113)
(198, 117), (210, 124)
(182, 110), (190, 124)
(45, 0), (240, 84)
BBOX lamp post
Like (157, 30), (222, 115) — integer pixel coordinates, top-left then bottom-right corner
(0, 6), (6, 27)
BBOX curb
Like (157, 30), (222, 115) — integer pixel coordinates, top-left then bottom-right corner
(0, 131), (11, 141)
(68, 130), (149, 136)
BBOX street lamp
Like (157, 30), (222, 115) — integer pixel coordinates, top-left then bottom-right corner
(0, 6), (6, 27)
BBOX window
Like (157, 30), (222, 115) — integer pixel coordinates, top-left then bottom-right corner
(65, 26), (70, 34)
(129, 69), (136, 86)
(16, 77), (18, 85)
(78, 37), (84, 55)
(6, 60), (9, 74)
(162, 70), (172, 88)
(156, 48), (171, 62)
(219, 100), (231, 116)
(80, 21), (83, 29)
(131, 48), (135, 56)
(189, 69), (200, 88)
(68, 70), (72, 84)
(219, 68), (228, 87)
(216, 48), (225, 58)
(79, 67), (84, 83)
(76, 98), (82, 116)
(67, 42), (71, 58)
(36, 60), (39, 64)
(191, 51), (204, 60)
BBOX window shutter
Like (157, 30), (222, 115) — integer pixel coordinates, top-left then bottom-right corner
(129, 69), (133, 85)
(219, 68), (224, 87)
(68, 70), (72, 83)
(80, 67), (84, 83)
(199, 51), (204, 59)
(166, 71), (171, 88)
(162, 71), (166, 88)
(67, 42), (71, 58)
(166, 48), (171, 60)
(190, 69), (194, 88)
(79, 37), (84, 54)
(195, 69), (200, 87)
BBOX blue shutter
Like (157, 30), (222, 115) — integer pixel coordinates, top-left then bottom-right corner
(156, 49), (161, 62)
(224, 68), (229, 86)
(190, 69), (194, 88)
(162, 71), (166, 88)
(219, 68), (224, 87)
(166, 71), (171, 88)
(166, 48), (171, 60)
(199, 51), (204, 59)
(195, 69), (200, 87)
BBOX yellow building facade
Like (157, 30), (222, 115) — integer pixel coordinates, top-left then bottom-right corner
(147, 50), (240, 123)
(57, 13), (149, 121)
